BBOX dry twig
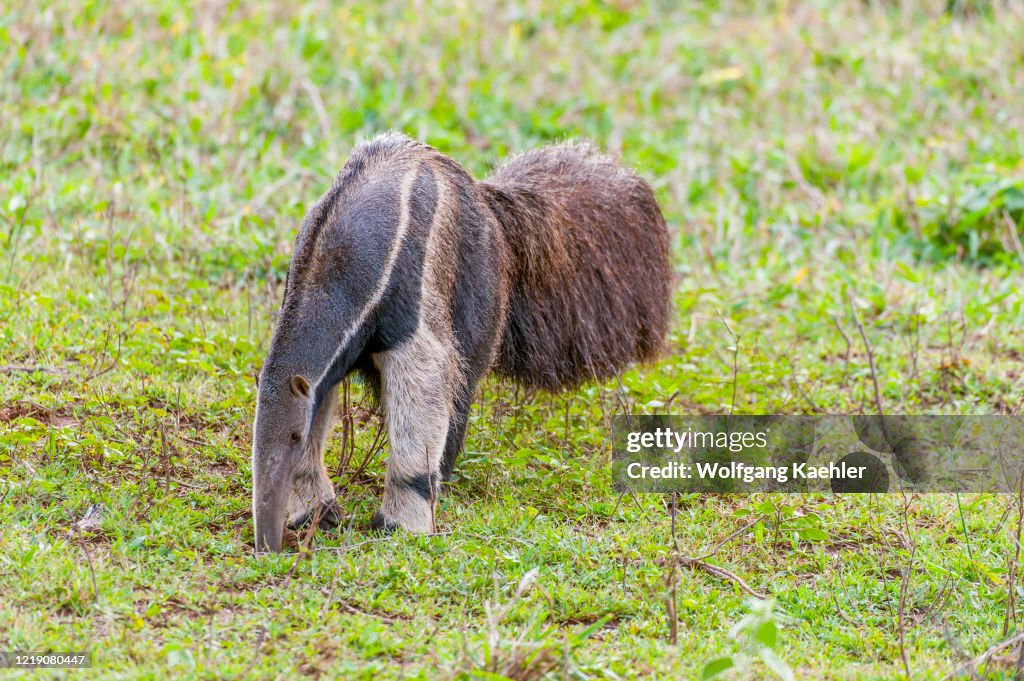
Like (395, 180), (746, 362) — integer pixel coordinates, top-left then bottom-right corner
(678, 555), (769, 600)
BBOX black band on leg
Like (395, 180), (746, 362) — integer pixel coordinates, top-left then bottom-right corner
(402, 472), (439, 501)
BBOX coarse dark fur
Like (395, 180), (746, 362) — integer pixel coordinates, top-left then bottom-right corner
(251, 132), (671, 552)
(483, 144), (671, 389)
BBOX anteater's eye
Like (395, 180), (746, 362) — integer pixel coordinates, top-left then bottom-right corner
(290, 432), (301, 443)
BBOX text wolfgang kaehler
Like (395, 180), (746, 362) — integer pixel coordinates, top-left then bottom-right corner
(624, 460), (868, 483)
(622, 426), (868, 483)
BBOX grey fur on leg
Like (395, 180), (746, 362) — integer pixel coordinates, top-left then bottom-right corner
(373, 330), (454, 534)
(285, 385), (338, 529)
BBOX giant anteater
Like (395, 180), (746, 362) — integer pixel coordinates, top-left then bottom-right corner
(251, 132), (671, 552)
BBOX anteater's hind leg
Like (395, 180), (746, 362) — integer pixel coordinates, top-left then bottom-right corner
(439, 376), (479, 481)
(372, 330), (458, 533)
(286, 386), (341, 530)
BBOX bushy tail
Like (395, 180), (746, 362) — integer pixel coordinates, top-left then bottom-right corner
(481, 142), (672, 391)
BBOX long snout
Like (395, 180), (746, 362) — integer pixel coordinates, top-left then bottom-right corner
(252, 455), (292, 553)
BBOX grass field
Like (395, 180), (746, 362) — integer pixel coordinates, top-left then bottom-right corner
(2, 1), (1024, 678)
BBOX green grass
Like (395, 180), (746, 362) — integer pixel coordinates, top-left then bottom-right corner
(2, 0), (1024, 678)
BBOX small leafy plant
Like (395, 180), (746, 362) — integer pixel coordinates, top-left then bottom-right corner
(701, 598), (793, 681)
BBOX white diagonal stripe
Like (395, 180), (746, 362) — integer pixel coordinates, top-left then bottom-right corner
(313, 165), (419, 390)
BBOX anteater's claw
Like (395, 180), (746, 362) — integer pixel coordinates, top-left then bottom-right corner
(317, 500), (342, 530)
(287, 500), (342, 532)
(369, 511), (399, 534)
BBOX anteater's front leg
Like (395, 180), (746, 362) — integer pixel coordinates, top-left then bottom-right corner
(372, 331), (456, 533)
(285, 386), (340, 530)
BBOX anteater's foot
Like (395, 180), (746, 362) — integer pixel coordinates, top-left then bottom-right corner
(286, 498), (342, 531)
(371, 491), (436, 534)
(369, 510), (400, 533)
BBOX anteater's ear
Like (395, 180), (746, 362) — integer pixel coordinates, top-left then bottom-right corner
(290, 375), (311, 398)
